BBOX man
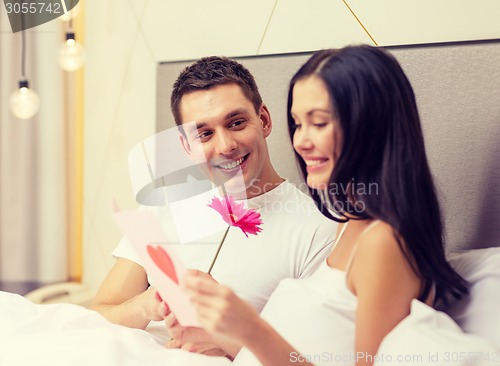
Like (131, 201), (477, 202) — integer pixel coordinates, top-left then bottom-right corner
(90, 56), (337, 357)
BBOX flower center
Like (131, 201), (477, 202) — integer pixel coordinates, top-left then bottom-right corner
(229, 214), (238, 223)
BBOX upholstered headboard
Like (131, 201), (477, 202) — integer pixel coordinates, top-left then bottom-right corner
(156, 41), (500, 251)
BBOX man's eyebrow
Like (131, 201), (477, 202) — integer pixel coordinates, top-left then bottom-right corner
(194, 122), (207, 129)
(185, 108), (250, 132)
(183, 122), (206, 137)
(224, 108), (249, 120)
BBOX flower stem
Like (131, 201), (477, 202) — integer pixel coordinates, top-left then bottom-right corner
(208, 225), (230, 275)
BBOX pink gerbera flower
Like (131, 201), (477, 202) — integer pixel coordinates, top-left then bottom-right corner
(207, 195), (263, 274)
(208, 195), (262, 237)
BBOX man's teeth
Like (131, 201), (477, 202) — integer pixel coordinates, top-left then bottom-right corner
(305, 159), (325, 166)
(219, 157), (244, 169)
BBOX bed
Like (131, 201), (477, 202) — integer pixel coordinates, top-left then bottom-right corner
(1, 248), (499, 365)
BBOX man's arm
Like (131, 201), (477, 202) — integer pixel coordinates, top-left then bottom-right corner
(89, 258), (168, 329)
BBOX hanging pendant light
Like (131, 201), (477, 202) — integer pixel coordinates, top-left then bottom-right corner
(9, 79), (40, 120)
(59, 31), (85, 71)
(59, 14), (85, 72)
(9, 29), (40, 120)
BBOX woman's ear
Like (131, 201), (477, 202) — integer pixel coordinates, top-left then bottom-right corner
(259, 104), (273, 138)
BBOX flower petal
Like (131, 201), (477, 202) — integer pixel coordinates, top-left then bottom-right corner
(208, 195), (263, 237)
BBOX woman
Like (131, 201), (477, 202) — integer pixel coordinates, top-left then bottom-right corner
(184, 45), (468, 366)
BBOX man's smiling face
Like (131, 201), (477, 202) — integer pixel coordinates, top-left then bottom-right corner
(179, 83), (275, 198)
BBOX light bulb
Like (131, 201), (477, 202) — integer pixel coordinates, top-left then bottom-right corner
(9, 80), (40, 120)
(59, 32), (85, 71)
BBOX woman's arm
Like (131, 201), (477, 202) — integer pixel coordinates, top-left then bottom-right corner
(184, 270), (313, 365)
(348, 223), (422, 366)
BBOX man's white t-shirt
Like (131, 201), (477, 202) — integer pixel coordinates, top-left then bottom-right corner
(113, 180), (337, 313)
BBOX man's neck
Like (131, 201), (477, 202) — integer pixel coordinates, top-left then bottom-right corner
(245, 172), (285, 199)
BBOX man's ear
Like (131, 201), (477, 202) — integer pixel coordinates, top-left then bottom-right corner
(259, 103), (273, 138)
(179, 133), (192, 156)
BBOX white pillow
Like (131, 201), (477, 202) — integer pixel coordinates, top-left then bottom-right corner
(445, 248), (500, 349)
(375, 300), (498, 366)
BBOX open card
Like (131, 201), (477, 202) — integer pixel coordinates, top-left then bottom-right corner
(112, 202), (201, 327)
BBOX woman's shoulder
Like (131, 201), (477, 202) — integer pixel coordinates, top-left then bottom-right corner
(349, 220), (420, 296)
(353, 220), (412, 276)
(357, 220), (400, 251)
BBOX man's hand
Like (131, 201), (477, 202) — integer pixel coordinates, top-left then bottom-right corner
(139, 287), (170, 322)
(164, 314), (227, 356)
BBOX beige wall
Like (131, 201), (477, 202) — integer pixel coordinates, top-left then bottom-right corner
(83, 0), (500, 292)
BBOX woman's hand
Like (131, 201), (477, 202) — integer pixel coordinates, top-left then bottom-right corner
(184, 270), (310, 365)
(183, 269), (261, 345)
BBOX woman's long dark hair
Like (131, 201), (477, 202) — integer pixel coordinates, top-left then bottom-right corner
(287, 45), (467, 304)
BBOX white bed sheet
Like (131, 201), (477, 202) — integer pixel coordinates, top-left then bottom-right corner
(2, 272), (499, 366)
(375, 300), (499, 366)
(0, 291), (231, 366)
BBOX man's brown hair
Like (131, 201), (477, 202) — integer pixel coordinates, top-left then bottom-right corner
(170, 56), (263, 125)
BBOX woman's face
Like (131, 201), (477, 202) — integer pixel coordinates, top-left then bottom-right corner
(291, 76), (337, 190)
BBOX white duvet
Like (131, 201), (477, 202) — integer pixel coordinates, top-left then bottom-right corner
(375, 300), (499, 366)
(1, 292), (498, 366)
(0, 291), (231, 366)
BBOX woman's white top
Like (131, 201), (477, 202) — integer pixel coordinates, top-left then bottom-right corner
(233, 222), (364, 366)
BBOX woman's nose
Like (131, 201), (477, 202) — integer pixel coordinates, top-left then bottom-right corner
(293, 128), (313, 152)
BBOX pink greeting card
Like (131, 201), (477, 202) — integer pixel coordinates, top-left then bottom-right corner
(112, 202), (200, 327)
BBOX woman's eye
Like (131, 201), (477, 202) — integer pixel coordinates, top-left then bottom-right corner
(293, 123), (302, 130)
(314, 122), (328, 128)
